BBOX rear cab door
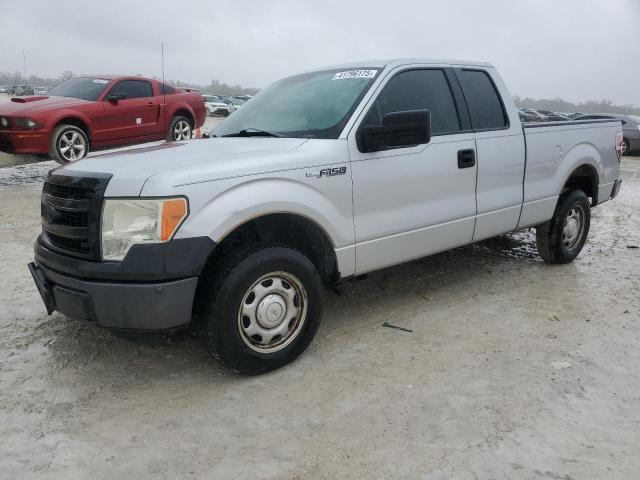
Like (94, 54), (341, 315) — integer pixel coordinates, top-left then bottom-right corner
(93, 79), (162, 143)
(454, 67), (525, 241)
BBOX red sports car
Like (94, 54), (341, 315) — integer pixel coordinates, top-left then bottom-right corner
(0, 76), (206, 163)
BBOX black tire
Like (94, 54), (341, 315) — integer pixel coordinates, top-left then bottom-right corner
(622, 138), (631, 156)
(49, 124), (89, 164)
(197, 245), (324, 375)
(166, 115), (193, 142)
(536, 189), (591, 264)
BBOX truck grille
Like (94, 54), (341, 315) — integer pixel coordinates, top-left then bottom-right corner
(40, 172), (112, 260)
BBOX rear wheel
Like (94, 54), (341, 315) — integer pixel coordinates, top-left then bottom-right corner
(166, 115), (192, 141)
(197, 245), (324, 375)
(536, 189), (591, 264)
(622, 138), (631, 156)
(49, 124), (89, 164)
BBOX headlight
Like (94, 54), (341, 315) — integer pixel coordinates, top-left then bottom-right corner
(14, 117), (37, 129)
(101, 198), (188, 261)
(0, 117), (9, 128)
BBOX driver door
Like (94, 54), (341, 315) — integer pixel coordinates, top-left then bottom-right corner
(348, 67), (478, 274)
(93, 79), (161, 143)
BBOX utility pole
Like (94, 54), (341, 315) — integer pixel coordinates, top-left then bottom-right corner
(23, 50), (27, 85)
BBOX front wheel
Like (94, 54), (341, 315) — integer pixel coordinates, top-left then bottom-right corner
(49, 124), (89, 164)
(197, 246), (324, 375)
(166, 115), (192, 142)
(536, 189), (591, 264)
(622, 138), (631, 156)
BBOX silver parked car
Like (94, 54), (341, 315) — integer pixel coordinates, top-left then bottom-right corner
(576, 114), (640, 154)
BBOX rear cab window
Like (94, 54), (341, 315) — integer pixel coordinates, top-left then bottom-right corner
(107, 80), (154, 100)
(457, 69), (508, 130)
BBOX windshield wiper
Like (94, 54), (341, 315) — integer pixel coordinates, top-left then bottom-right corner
(222, 128), (283, 138)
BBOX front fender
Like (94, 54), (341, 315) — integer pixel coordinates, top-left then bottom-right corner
(176, 176), (353, 248)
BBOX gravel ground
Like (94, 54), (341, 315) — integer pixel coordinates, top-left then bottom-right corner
(0, 156), (639, 479)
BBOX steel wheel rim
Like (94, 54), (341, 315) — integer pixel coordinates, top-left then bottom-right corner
(562, 205), (585, 249)
(58, 131), (86, 161)
(173, 120), (191, 140)
(237, 271), (308, 353)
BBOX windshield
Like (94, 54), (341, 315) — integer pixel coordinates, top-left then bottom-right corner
(214, 68), (380, 139)
(47, 78), (112, 101)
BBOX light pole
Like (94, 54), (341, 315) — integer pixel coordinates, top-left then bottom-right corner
(23, 50), (27, 86)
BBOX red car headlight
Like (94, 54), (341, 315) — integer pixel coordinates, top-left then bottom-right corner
(14, 117), (38, 130)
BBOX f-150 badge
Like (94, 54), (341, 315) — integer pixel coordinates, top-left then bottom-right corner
(306, 166), (347, 178)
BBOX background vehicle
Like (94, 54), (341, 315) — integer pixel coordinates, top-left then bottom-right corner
(29, 59), (623, 375)
(536, 110), (570, 121)
(33, 86), (48, 96)
(8, 85), (34, 96)
(0, 86), (8, 94)
(203, 94), (234, 116)
(224, 95), (245, 109)
(575, 113), (640, 154)
(517, 107), (546, 122)
(0, 76), (205, 163)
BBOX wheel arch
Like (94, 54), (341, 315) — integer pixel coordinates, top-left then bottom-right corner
(562, 163), (600, 205)
(168, 104), (195, 128)
(201, 212), (341, 285)
(51, 115), (92, 143)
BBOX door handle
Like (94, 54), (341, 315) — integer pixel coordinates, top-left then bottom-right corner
(147, 102), (156, 106)
(457, 149), (476, 169)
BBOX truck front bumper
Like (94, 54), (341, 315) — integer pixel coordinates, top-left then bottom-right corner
(28, 236), (216, 331)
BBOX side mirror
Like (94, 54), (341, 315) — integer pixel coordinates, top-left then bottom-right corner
(107, 92), (127, 102)
(359, 110), (431, 153)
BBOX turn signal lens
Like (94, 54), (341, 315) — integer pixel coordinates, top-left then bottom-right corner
(161, 198), (188, 241)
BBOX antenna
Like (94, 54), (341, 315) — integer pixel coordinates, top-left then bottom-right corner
(23, 50), (27, 86)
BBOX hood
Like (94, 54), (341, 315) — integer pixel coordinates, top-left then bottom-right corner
(0, 96), (89, 115)
(59, 137), (309, 196)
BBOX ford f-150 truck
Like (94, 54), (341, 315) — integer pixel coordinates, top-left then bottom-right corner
(28, 59), (623, 374)
(0, 76), (206, 163)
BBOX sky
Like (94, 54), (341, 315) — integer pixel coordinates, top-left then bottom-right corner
(1, 0), (639, 106)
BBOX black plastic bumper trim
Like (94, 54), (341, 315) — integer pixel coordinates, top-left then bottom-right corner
(31, 261), (198, 330)
(35, 235), (216, 282)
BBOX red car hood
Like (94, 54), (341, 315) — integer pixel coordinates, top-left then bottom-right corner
(0, 96), (90, 115)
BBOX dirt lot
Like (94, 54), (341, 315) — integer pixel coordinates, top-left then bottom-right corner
(0, 154), (639, 479)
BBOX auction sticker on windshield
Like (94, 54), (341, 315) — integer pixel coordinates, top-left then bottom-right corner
(332, 70), (377, 80)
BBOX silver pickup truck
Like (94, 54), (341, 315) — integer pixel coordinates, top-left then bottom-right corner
(29, 59), (623, 374)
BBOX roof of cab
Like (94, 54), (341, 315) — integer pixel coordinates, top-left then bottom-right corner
(321, 58), (494, 70)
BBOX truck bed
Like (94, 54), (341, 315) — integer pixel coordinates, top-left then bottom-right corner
(518, 118), (622, 228)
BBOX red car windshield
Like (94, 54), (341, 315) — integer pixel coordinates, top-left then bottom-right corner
(47, 78), (113, 101)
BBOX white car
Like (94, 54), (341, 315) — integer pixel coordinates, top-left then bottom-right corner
(203, 94), (235, 116)
(30, 59), (623, 375)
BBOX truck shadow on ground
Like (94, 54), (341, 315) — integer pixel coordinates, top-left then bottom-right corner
(41, 231), (546, 385)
